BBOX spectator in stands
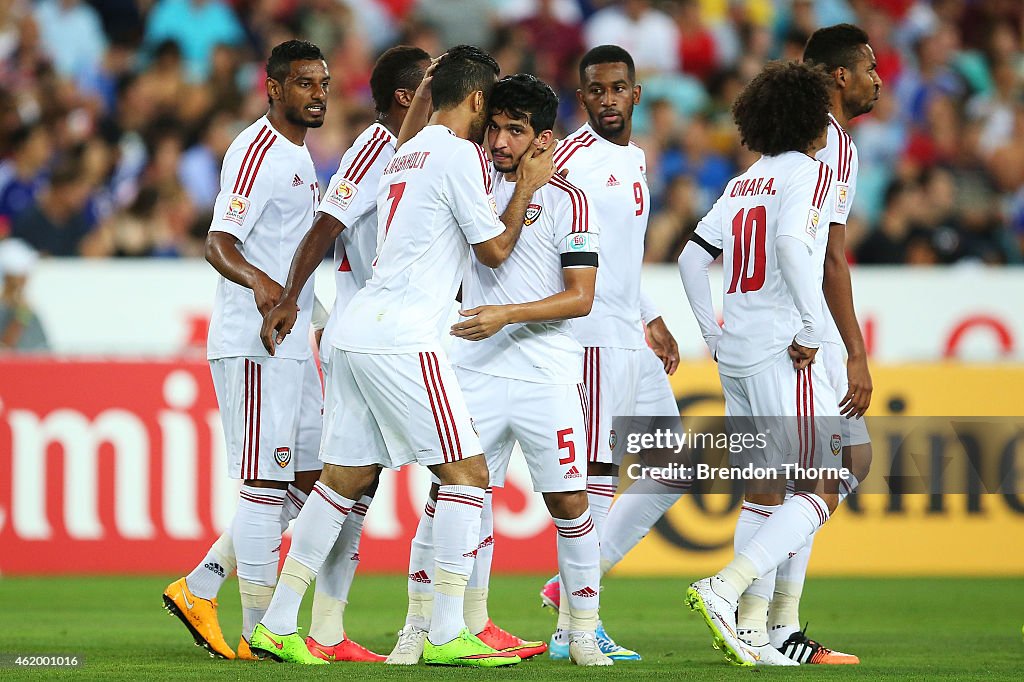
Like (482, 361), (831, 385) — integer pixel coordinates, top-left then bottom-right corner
(10, 159), (93, 256)
(33, 0), (107, 87)
(0, 237), (48, 350)
(584, 0), (680, 76)
(0, 122), (50, 231)
(144, 0), (245, 82)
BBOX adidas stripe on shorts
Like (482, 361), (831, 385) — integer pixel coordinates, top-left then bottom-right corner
(209, 355), (323, 481)
(319, 346), (482, 468)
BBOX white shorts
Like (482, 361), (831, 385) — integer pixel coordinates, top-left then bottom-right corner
(584, 346), (679, 466)
(320, 347), (483, 469)
(720, 352), (842, 471)
(457, 368), (587, 492)
(210, 356), (323, 481)
(820, 342), (871, 447)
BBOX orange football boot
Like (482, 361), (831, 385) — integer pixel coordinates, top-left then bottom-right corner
(236, 637), (258, 661)
(162, 577), (235, 659)
(476, 620), (547, 659)
(306, 635), (387, 662)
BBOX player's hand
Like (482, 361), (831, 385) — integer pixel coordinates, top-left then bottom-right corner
(414, 55), (442, 103)
(450, 305), (511, 341)
(260, 298), (298, 355)
(646, 316), (679, 375)
(516, 139), (556, 194)
(789, 339), (818, 370)
(252, 274), (284, 317)
(840, 353), (872, 418)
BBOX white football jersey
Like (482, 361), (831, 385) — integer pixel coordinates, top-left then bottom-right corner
(318, 122), (396, 355)
(553, 123), (649, 349)
(207, 116), (319, 361)
(693, 152), (834, 378)
(451, 171), (600, 384)
(815, 114), (859, 346)
(335, 125), (505, 353)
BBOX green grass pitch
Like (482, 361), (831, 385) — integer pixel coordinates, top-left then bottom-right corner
(1, 574), (1021, 679)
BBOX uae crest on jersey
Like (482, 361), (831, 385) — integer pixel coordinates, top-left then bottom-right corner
(830, 433), (842, 456)
(524, 204), (542, 226)
(275, 447), (292, 467)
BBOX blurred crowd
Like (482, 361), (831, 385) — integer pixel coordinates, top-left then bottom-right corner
(1, 0), (1023, 266)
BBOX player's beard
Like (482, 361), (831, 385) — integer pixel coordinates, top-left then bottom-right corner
(591, 101), (632, 138)
(469, 109), (488, 144)
(285, 105), (326, 129)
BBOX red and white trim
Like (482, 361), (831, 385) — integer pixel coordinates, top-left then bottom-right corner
(554, 130), (597, 170)
(793, 492), (828, 527)
(555, 514), (595, 538)
(472, 143), (492, 194)
(435, 488), (484, 509)
(418, 352), (464, 463)
(239, 488), (284, 506)
(585, 483), (616, 499)
(243, 359), (263, 480)
(285, 489), (305, 510)
(741, 504), (773, 519)
(548, 174), (589, 233)
(344, 126), (392, 185)
(233, 126), (276, 197)
(811, 162), (833, 211)
(796, 366), (815, 469)
(351, 501), (370, 517)
(313, 482), (352, 515)
(424, 502), (436, 518)
(583, 347), (601, 462)
(829, 118), (854, 183)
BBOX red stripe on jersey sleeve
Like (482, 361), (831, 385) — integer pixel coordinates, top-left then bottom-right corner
(473, 143), (491, 194)
(549, 175), (589, 233)
(241, 134), (276, 197)
(344, 128), (387, 182)
(233, 127), (269, 195)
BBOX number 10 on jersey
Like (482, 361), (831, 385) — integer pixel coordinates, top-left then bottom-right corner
(727, 206), (766, 294)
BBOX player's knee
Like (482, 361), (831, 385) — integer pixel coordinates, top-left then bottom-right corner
(543, 490), (589, 519)
(588, 461), (618, 478)
(432, 455), (490, 488)
(292, 468), (322, 494)
(745, 491), (785, 506)
(318, 463), (377, 499)
(843, 443), (872, 482)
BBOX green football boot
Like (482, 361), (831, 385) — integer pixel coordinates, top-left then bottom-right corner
(248, 624), (327, 665)
(423, 628), (521, 667)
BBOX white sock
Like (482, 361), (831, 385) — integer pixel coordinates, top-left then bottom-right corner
(281, 484), (308, 532)
(405, 499), (435, 631)
(260, 482), (354, 636)
(734, 501), (778, 644)
(770, 531), (815, 648)
(185, 525), (235, 600)
(233, 485), (286, 639)
(600, 477), (689, 573)
(429, 485), (484, 645)
(310, 494), (371, 646)
(586, 475), (617, 538)
(465, 488), (493, 634)
(554, 509), (600, 635)
(718, 492), (830, 602)
(839, 471), (861, 504)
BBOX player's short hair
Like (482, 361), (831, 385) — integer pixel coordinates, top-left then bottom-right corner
(578, 45), (636, 84)
(370, 45), (430, 114)
(265, 39), (325, 83)
(430, 45), (500, 111)
(489, 74), (558, 133)
(731, 61), (832, 156)
(803, 24), (871, 72)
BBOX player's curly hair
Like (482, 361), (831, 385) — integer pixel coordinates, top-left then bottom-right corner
(489, 74), (559, 133)
(431, 45), (500, 111)
(370, 45), (430, 114)
(731, 61), (832, 157)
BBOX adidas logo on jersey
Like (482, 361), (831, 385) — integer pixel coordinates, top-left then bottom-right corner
(571, 586), (598, 598)
(350, 552), (360, 562)
(292, 174), (303, 186)
(564, 465), (582, 479)
(203, 561), (225, 577)
(409, 570), (431, 584)
(606, 174), (620, 187)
